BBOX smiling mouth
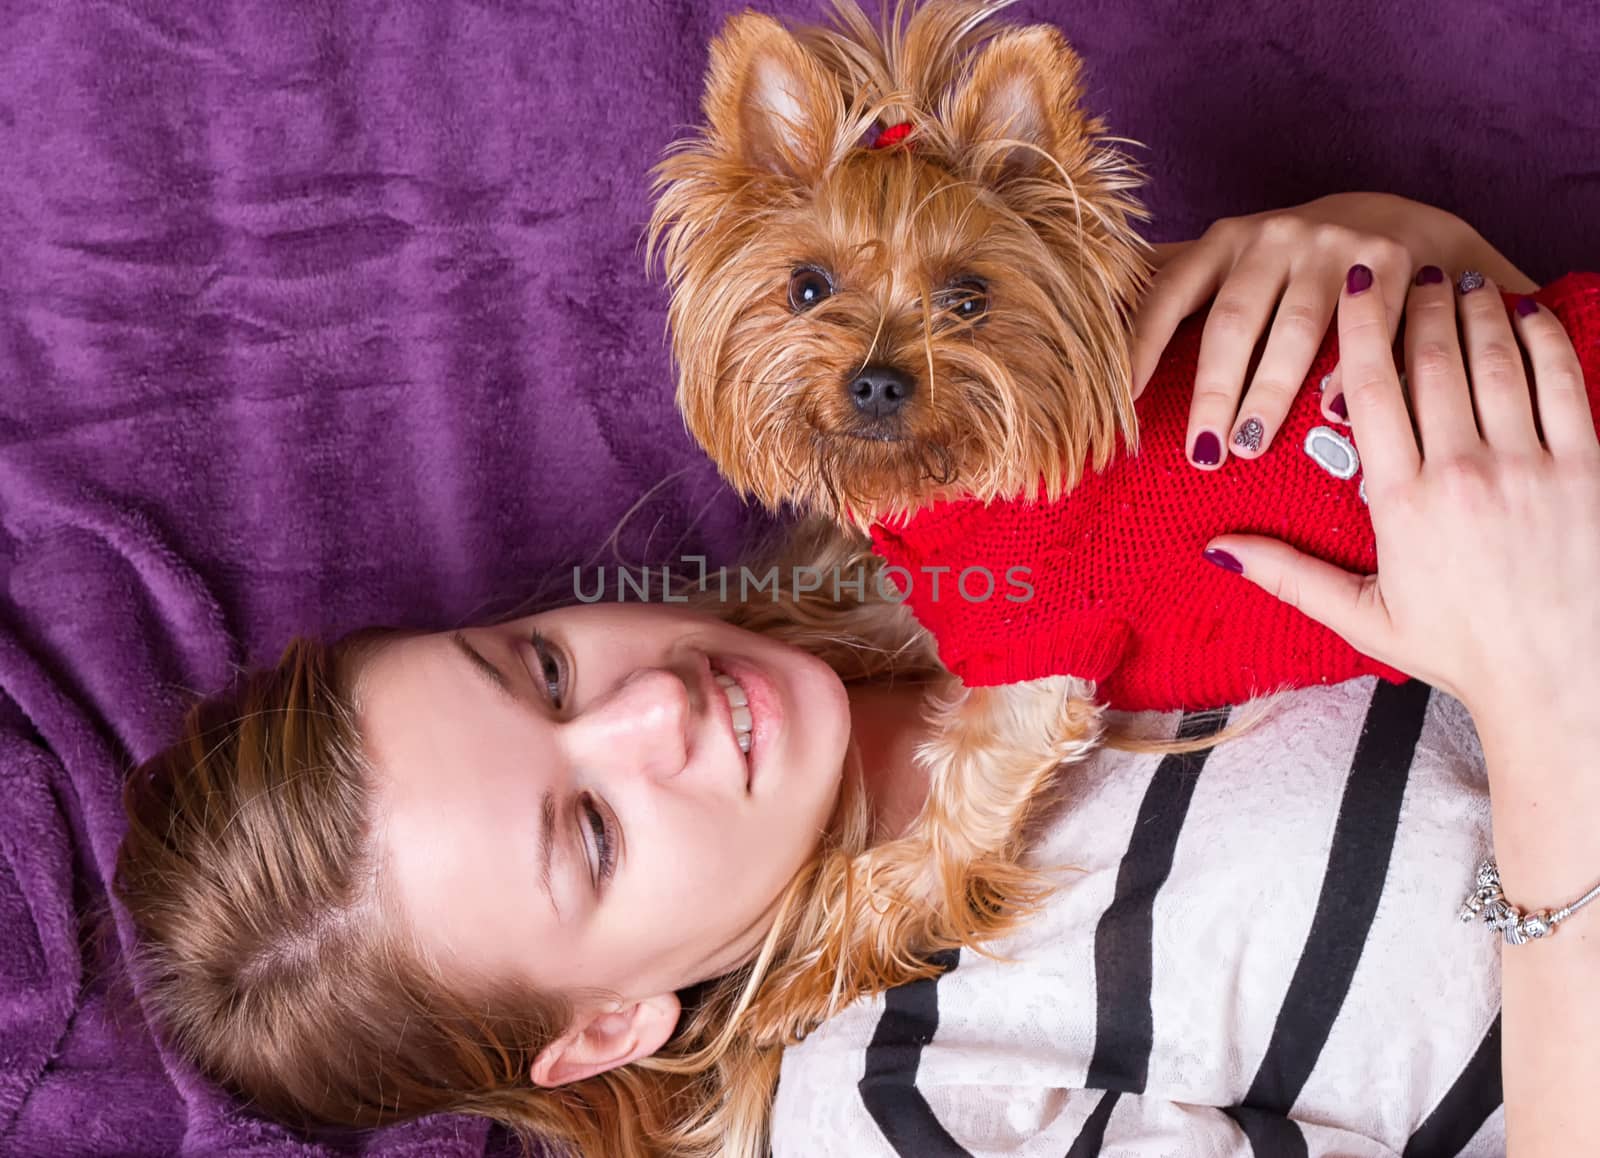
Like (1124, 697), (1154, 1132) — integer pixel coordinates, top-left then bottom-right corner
(714, 672), (753, 753)
(707, 652), (782, 795)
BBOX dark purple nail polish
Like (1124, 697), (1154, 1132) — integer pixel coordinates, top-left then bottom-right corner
(1457, 270), (1485, 294)
(1516, 296), (1539, 317)
(1414, 265), (1445, 286)
(1329, 392), (1349, 421)
(1203, 547), (1244, 574)
(1192, 430), (1222, 466)
(1346, 264), (1374, 295)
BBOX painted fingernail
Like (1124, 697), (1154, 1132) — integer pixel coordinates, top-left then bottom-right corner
(1203, 547), (1244, 574)
(1515, 296), (1539, 317)
(1232, 417), (1265, 453)
(1192, 430), (1222, 466)
(1414, 264), (1445, 286)
(1328, 392), (1349, 421)
(1346, 264), (1374, 295)
(1457, 269), (1485, 294)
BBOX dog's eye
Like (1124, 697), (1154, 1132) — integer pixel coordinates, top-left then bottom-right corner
(938, 279), (988, 323)
(787, 267), (834, 312)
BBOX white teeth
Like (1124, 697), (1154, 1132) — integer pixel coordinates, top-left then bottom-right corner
(715, 673), (748, 707)
(714, 671), (754, 753)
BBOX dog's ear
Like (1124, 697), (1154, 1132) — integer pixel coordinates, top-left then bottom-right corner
(946, 25), (1092, 182)
(702, 12), (840, 182)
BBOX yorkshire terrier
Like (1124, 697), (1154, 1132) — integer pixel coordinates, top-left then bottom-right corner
(648, 0), (1146, 991)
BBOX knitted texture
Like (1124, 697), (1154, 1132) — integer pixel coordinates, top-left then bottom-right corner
(871, 272), (1600, 711)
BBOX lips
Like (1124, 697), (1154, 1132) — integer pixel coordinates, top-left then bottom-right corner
(707, 653), (782, 794)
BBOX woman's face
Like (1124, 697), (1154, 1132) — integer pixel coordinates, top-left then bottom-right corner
(359, 602), (851, 1005)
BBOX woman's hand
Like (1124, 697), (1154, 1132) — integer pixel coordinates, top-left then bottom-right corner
(1132, 193), (1537, 469)
(1206, 268), (1600, 738)
(1211, 265), (1600, 1158)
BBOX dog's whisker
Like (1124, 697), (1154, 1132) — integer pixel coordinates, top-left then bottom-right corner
(916, 441), (956, 486)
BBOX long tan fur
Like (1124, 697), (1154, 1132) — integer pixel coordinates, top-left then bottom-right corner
(649, 0), (1151, 525)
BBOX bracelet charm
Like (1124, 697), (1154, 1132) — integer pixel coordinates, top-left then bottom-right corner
(1460, 857), (1600, 946)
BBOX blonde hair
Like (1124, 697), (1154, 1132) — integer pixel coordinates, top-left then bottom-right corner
(114, 520), (1069, 1157)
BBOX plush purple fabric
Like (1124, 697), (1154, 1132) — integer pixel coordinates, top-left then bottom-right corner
(0, 1), (1595, 1153)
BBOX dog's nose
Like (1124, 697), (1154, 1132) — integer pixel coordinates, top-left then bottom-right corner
(847, 365), (914, 419)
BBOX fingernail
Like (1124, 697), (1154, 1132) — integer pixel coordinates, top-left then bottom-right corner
(1203, 547), (1244, 574)
(1414, 264), (1445, 286)
(1515, 296), (1539, 317)
(1192, 430), (1222, 466)
(1457, 269), (1485, 294)
(1232, 417), (1265, 453)
(1346, 264), (1374, 295)
(1328, 392), (1349, 421)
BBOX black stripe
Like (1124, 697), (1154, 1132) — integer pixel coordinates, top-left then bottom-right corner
(859, 948), (971, 1158)
(1085, 710), (1229, 1094)
(1063, 1090), (1120, 1158)
(1403, 1013), (1503, 1158)
(1243, 679), (1432, 1113)
(1224, 1105), (1310, 1158)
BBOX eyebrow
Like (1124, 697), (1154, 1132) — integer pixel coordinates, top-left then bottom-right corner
(451, 631), (517, 703)
(539, 789), (559, 919)
(450, 631), (563, 918)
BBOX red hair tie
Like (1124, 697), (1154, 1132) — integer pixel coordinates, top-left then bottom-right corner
(868, 121), (914, 150)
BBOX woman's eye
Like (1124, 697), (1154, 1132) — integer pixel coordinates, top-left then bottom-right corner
(787, 266), (834, 312)
(938, 278), (988, 323)
(582, 794), (617, 888)
(531, 631), (565, 709)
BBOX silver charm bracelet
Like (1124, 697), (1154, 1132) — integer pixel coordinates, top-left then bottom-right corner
(1460, 857), (1600, 945)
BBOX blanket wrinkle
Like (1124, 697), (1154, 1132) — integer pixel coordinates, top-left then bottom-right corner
(0, 1), (1594, 1154)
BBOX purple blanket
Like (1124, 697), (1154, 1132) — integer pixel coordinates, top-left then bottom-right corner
(1, 1), (1595, 1153)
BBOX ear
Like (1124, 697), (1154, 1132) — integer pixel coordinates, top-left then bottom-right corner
(702, 12), (841, 182)
(529, 993), (682, 1088)
(946, 26), (1091, 181)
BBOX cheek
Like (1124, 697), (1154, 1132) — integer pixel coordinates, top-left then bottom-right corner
(791, 650), (852, 749)
(618, 814), (781, 949)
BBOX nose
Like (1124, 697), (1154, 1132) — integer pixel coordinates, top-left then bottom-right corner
(847, 364), (915, 419)
(564, 668), (691, 783)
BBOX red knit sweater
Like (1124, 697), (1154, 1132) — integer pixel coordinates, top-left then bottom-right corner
(870, 273), (1600, 712)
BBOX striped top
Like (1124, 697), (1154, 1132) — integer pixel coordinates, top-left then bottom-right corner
(771, 679), (1505, 1157)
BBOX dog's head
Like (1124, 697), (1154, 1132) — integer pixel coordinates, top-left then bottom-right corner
(650, 1), (1149, 526)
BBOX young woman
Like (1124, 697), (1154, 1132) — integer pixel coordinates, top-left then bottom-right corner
(115, 195), (1594, 1157)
